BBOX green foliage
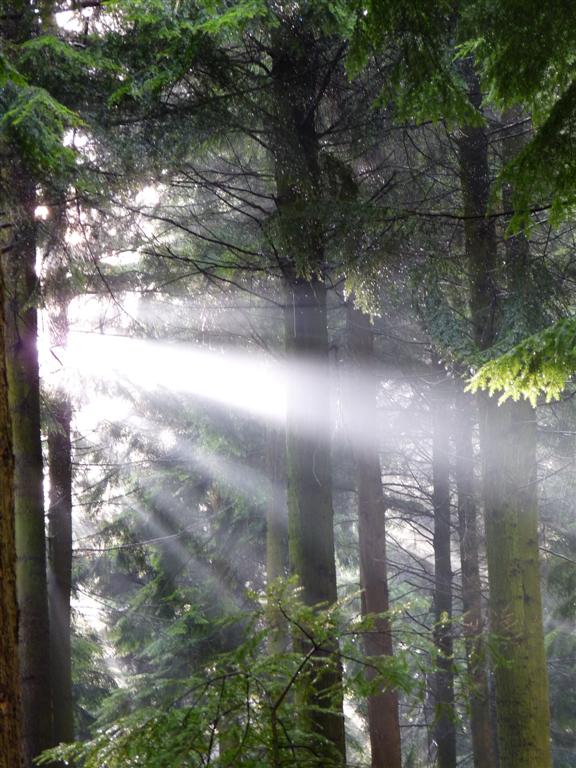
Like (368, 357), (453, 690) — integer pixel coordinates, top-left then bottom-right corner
(0, 82), (82, 175)
(347, 0), (480, 126)
(459, 1), (576, 226)
(102, 0), (234, 109)
(0, 52), (26, 87)
(16, 35), (121, 114)
(347, 0), (576, 224)
(72, 629), (118, 739)
(467, 315), (576, 405)
(414, 266), (475, 362)
(193, 0), (268, 34)
(40, 581), (414, 768)
(459, 0), (576, 109)
(498, 82), (576, 230)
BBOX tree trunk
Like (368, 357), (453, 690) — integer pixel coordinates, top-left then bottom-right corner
(265, 423), (288, 653)
(347, 303), (402, 768)
(272, 24), (346, 763)
(0, 258), (25, 768)
(430, 374), (456, 768)
(480, 397), (551, 768)
(458, 62), (552, 768)
(284, 278), (336, 608)
(453, 392), (496, 768)
(283, 276), (346, 761)
(47, 395), (74, 745)
(45, 248), (75, 746)
(4, 168), (53, 765)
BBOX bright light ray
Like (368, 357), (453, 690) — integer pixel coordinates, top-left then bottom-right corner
(119, 413), (284, 522)
(155, 429), (279, 507)
(65, 332), (287, 421)
(57, 329), (418, 455)
(127, 491), (247, 606)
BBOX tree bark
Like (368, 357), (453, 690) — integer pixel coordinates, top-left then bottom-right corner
(430, 374), (456, 768)
(458, 62), (552, 768)
(453, 392), (496, 768)
(480, 396), (551, 768)
(4, 167), (53, 766)
(0, 258), (25, 768)
(347, 303), (402, 768)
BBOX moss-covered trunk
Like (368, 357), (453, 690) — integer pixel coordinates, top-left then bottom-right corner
(458, 64), (552, 768)
(4, 168), (53, 765)
(453, 393), (496, 768)
(0, 258), (25, 768)
(479, 397), (551, 768)
(347, 303), (401, 768)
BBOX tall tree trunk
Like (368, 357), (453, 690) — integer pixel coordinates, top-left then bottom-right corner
(458, 63), (552, 768)
(347, 303), (402, 768)
(272, 23), (346, 763)
(45, 240), (74, 746)
(453, 392), (496, 768)
(430, 374), (456, 768)
(4, 167), (53, 765)
(47, 395), (74, 745)
(2, 3), (53, 760)
(283, 276), (345, 761)
(480, 397), (551, 768)
(0, 258), (25, 768)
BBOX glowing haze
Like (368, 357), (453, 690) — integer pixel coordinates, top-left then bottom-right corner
(64, 331), (287, 421)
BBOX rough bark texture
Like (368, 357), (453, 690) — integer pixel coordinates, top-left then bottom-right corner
(479, 397), (551, 768)
(347, 304), (402, 768)
(0, 259), (25, 768)
(458, 64), (552, 768)
(4, 167), (53, 766)
(430, 376), (456, 768)
(1, 5), (52, 763)
(453, 393), (496, 768)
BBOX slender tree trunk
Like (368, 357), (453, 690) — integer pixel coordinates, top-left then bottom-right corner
(47, 394), (74, 745)
(4, 167), (53, 766)
(265, 423), (288, 652)
(45, 241), (74, 746)
(347, 303), (402, 768)
(272, 24), (346, 763)
(430, 375), (456, 768)
(458, 62), (552, 768)
(453, 392), (496, 768)
(0, 258), (25, 768)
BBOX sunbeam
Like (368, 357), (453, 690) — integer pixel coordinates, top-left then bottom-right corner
(64, 332), (287, 422)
